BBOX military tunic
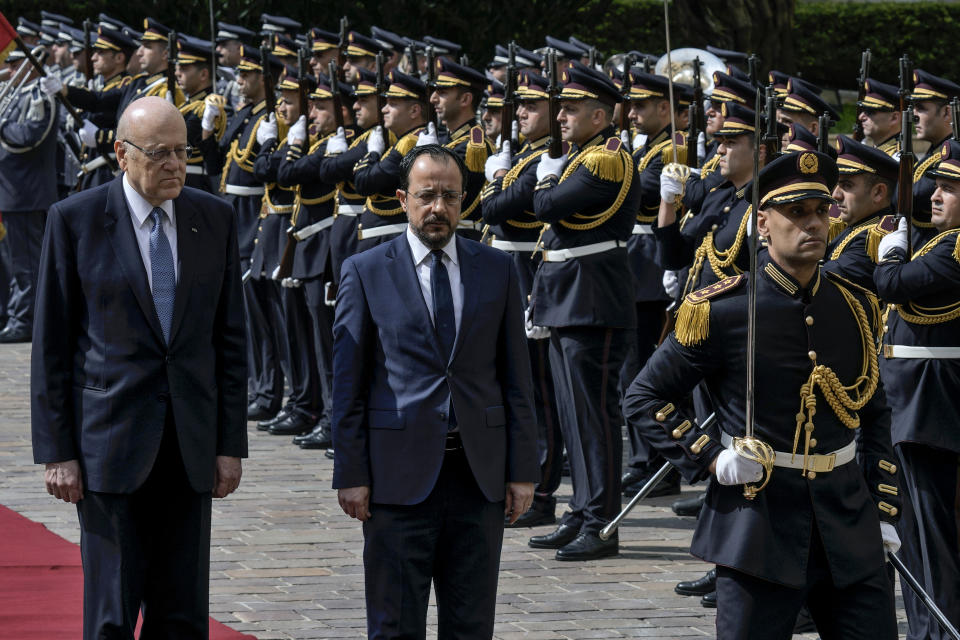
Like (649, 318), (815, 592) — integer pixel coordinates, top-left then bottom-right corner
(440, 120), (493, 240)
(821, 207), (893, 295)
(911, 135), (952, 248)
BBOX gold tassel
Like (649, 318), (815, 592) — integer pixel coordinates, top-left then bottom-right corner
(661, 144), (688, 166)
(674, 297), (710, 347)
(953, 233), (960, 264)
(828, 217), (847, 243)
(394, 132), (418, 157)
(580, 147), (626, 182)
(465, 137), (488, 173)
(865, 226), (887, 262)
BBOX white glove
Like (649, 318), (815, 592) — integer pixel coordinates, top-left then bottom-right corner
(270, 265), (281, 280)
(201, 99), (220, 133)
(509, 120), (518, 145)
(415, 121), (438, 147)
(78, 119), (98, 147)
(40, 75), (62, 97)
(524, 307), (550, 340)
(484, 140), (511, 181)
(323, 281), (337, 307)
(325, 126), (348, 155)
(660, 162), (690, 203)
(877, 216), (908, 260)
(696, 131), (707, 164)
(256, 113), (278, 146)
(632, 132), (647, 150)
(165, 90), (174, 104)
(367, 125), (386, 156)
(620, 129), (631, 148)
(662, 270), (680, 299)
(880, 522), (900, 555)
(287, 115), (307, 146)
(714, 448), (763, 486)
(281, 277), (302, 288)
(536, 153), (568, 182)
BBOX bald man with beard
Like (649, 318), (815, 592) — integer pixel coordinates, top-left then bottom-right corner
(31, 96), (248, 639)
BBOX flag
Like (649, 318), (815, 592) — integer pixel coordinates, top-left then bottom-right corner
(0, 11), (19, 64)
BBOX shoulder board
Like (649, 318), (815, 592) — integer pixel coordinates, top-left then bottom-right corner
(579, 137), (627, 182)
(828, 216), (847, 243)
(117, 75), (134, 88)
(345, 128), (356, 139)
(674, 274), (745, 347)
(464, 124), (491, 173)
(394, 131), (419, 157)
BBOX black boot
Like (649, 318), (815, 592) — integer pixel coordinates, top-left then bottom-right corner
(675, 568), (716, 596)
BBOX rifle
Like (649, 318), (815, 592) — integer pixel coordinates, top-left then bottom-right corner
(336, 16), (348, 84)
(546, 49), (562, 158)
(82, 20), (93, 83)
(642, 54), (654, 74)
(167, 30), (178, 102)
(262, 37), (276, 117)
(404, 44), (419, 78)
(296, 47), (309, 120)
(619, 53), (633, 152)
(329, 59), (344, 129)
(459, 54), (469, 67)
(425, 45), (438, 129)
(952, 96), (960, 141)
(687, 56), (703, 168)
(748, 54), (760, 88)
(500, 42), (517, 152)
(853, 49), (871, 141)
(208, 0), (217, 91)
(763, 84), (781, 161)
(817, 112), (830, 153)
(374, 52), (388, 148)
(896, 55), (915, 256)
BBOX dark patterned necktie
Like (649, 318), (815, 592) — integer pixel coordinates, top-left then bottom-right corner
(149, 207), (175, 343)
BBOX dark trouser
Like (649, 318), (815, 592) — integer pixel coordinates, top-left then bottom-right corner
(77, 417), (212, 640)
(2, 209), (45, 333)
(529, 335), (562, 508)
(549, 326), (629, 535)
(0, 229), (10, 325)
(303, 278), (334, 427)
(896, 443), (960, 640)
(620, 301), (668, 471)
(716, 521), (897, 640)
(244, 277), (284, 414)
(280, 284), (320, 421)
(362, 447), (504, 639)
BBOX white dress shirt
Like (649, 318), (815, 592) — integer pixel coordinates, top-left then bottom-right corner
(406, 227), (463, 335)
(122, 173), (179, 289)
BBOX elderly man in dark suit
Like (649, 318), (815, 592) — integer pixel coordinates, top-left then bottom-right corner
(31, 96), (248, 639)
(332, 144), (539, 639)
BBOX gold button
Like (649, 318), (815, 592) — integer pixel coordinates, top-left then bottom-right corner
(808, 350), (817, 361)
(807, 471), (816, 479)
(890, 507), (898, 516)
(883, 325), (889, 332)
(809, 438), (817, 448)
(254, 238), (259, 244)
(805, 316), (814, 326)
(711, 224), (719, 231)
(723, 206), (731, 213)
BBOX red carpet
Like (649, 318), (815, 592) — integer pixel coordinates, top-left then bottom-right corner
(0, 504), (255, 639)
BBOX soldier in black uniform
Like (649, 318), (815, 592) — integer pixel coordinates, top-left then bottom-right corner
(342, 31), (383, 84)
(776, 77), (838, 142)
(875, 139), (960, 640)
(428, 57), (494, 240)
(858, 78), (901, 157)
(174, 34), (226, 192)
(353, 70), (427, 251)
(626, 150), (901, 639)
(215, 22), (257, 112)
(821, 135), (898, 293)
(909, 70), (960, 248)
(0, 49), (59, 343)
(525, 62), (639, 560)
(481, 79), (504, 143)
(482, 69), (562, 528)
(307, 28), (339, 78)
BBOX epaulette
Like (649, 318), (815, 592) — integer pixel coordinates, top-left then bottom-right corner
(661, 141), (689, 165)
(393, 131), (419, 158)
(579, 137), (627, 182)
(465, 125), (489, 173)
(828, 216), (847, 243)
(865, 217), (893, 263)
(674, 274), (745, 347)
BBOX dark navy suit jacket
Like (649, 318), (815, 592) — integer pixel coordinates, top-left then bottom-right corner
(30, 177), (248, 493)
(331, 233), (540, 504)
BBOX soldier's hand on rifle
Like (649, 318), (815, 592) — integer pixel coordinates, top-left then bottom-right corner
(201, 94), (224, 133)
(660, 163), (690, 206)
(367, 126), (386, 156)
(281, 277), (303, 288)
(415, 121), (439, 147)
(536, 152), (568, 182)
(524, 307), (550, 340)
(78, 119), (99, 147)
(697, 132), (707, 164)
(662, 270), (680, 299)
(632, 132), (647, 150)
(714, 448), (763, 486)
(326, 126), (348, 156)
(40, 75), (63, 97)
(484, 141), (511, 182)
(165, 90), (174, 104)
(877, 216), (908, 260)
(287, 115), (307, 146)
(620, 129), (631, 148)
(257, 113), (278, 146)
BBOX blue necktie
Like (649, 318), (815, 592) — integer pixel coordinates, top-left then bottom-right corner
(431, 250), (457, 430)
(149, 207), (176, 343)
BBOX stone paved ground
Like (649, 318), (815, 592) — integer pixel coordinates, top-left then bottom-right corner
(0, 341), (908, 639)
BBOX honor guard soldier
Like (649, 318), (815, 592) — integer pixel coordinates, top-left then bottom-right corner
(175, 34), (226, 192)
(250, 66), (319, 438)
(776, 77), (839, 139)
(199, 44), (285, 422)
(768, 71), (820, 100)
(15, 17), (40, 47)
(544, 36), (588, 67)
(56, 24), (88, 88)
(875, 140), (960, 640)
(318, 67), (383, 301)
(487, 44), (542, 85)
(626, 150), (901, 639)
(481, 69), (563, 528)
(858, 78), (901, 156)
(422, 36), (461, 59)
(277, 72), (345, 450)
(909, 69), (960, 247)
(0, 47), (59, 343)
(343, 31), (383, 84)
(352, 69), (428, 251)
(215, 22), (258, 111)
(822, 135), (898, 293)
(370, 26), (407, 73)
(525, 62), (639, 560)
(481, 78), (505, 142)
(259, 14), (302, 43)
(307, 28), (339, 78)
(428, 56), (494, 240)
(128, 19), (186, 105)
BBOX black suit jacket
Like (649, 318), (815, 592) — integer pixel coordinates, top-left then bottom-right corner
(31, 177), (248, 494)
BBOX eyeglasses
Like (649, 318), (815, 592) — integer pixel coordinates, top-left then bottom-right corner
(408, 190), (463, 207)
(121, 139), (193, 163)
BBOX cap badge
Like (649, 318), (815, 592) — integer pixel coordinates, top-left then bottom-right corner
(799, 152), (818, 175)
